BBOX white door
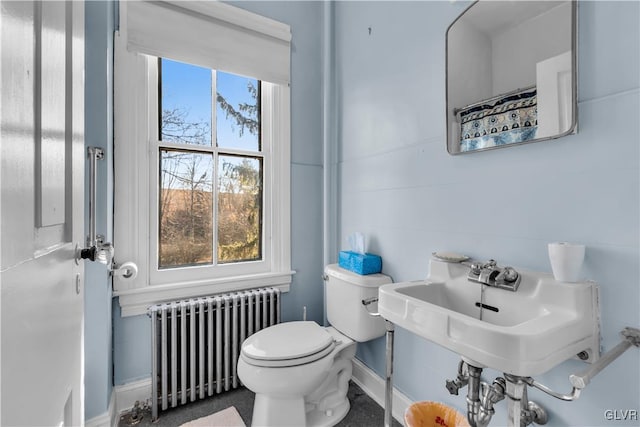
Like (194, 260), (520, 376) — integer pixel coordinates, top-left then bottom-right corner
(1, 1), (85, 425)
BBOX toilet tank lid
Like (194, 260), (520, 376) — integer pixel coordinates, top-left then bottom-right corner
(325, 264), (391, 287)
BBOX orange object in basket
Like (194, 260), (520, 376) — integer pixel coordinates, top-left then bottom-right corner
(404, 401), (470, 427)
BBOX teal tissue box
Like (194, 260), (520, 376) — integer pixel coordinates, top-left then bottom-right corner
(338, 251), (382, 275)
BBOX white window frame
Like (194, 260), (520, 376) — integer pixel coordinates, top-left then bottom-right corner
(113, 3), (292, 317)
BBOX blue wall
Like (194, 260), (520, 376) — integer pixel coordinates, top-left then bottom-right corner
(334, 1), (639, 425)
(85, 0), (115, 421)
(92, 2), (640, 425)
(227, 0), (326, 326)
(112, 0), (326, 385)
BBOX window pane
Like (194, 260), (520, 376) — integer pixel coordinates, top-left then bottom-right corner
(216, 72), (260, 151)
(160, 58), (212, 146)
(217, 156), (263, 263)
(159, 150), (214, 269)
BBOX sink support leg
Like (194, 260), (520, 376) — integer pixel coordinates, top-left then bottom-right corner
(384, 320), (395, 427)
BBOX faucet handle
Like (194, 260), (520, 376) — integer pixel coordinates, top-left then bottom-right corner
(470, 262), (483, 275)
(485, 259), (497, 268)
(502, 267), (519, 282)
(445, 379), (461, 395)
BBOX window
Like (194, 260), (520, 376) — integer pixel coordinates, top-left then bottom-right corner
(114, 2), (292, 316)
(156, 59), (264, 269)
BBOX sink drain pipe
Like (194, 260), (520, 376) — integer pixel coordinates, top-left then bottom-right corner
(465, 364), (482, 427)
(464, 365), (509, 427)
(448, 361), (545, 427)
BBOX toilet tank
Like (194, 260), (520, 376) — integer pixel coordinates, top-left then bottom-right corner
(324, 264), (391, 342)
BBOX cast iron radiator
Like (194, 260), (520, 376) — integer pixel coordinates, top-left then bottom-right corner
(149, 288), (281, 420)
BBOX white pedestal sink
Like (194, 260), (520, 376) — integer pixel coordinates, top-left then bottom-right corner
(378, 259), (600, 376)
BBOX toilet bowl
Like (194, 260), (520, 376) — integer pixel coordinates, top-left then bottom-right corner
(237, 264), (391, 427)
(238, 322), (356, 427)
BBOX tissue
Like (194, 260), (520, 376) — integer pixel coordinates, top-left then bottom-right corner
(339, 232), (382, 275)
(348, 232), (366, 255)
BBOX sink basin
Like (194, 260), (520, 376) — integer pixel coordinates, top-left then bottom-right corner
(378, 259), (600, 376)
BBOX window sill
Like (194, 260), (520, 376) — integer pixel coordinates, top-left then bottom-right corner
(114, 270), (295, 317)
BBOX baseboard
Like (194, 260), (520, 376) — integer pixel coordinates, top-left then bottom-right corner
(113, 377), (152, 422)
(85, 391), (116, 427)
(351, 358), (412, 424)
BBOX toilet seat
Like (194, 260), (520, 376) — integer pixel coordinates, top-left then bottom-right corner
(241, 321), (336, 367)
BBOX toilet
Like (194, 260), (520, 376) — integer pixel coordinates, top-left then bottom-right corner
(237, 264), (391, 427)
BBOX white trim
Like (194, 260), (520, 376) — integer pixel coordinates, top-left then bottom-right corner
(269, 84), (292, 273)
(85, 390), (116, 427)
(113, 32), (150, 293)
(114, 378), (153, 421)
(351, 358), (412, 425)
(116, 271), (293, 317)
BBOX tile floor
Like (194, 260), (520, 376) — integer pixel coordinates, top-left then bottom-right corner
(118, 381), (403, 427)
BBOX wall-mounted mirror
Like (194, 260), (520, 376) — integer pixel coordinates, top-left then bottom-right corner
(446, 1), (577, 154)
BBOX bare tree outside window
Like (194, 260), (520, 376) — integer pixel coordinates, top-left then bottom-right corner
(159, 151), (213, 268)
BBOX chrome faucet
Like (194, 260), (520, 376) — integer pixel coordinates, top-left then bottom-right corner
(468, 260), (499, 284)
(468, 259), (521, 291)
